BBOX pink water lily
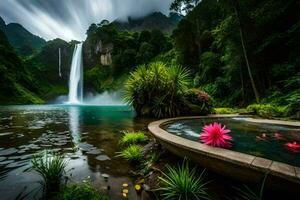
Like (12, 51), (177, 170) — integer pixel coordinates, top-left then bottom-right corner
(200, 122), (232, 148)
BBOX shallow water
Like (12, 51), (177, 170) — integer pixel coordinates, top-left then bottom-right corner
(0, 105), (151, 200)
(164, 117), (300, 167)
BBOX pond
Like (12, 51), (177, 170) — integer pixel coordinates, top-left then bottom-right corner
(163, 117), (300, 167)
(0, 105), (150, 200)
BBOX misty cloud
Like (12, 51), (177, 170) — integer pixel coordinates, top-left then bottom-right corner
(0, 0), (173, 41)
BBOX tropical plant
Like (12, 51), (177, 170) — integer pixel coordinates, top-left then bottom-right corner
(116, 145), (144, 163)
(56, 183), (108, 200)
(234, 173), (268, 200)
(159, 160), (210, 200)
(119, 131), (148, 146)
(31, 151), (67, 195)
(184, 88), (213, 115)
(124, 62), (191, 118)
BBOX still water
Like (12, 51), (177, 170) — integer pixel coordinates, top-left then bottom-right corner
(0, 105), (151, 200)
(164, 117), (300, 167)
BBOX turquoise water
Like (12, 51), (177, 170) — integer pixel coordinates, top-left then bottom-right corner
(0, 105), (151, 200)
(164, 117), (300, 167)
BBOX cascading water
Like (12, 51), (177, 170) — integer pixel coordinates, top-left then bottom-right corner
(68, 43), (83, 104)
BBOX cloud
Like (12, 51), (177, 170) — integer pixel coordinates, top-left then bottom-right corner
(0, 0), (173, 41)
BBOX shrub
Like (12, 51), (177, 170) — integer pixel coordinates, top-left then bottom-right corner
(124, 62), (191, 118)
(285, 92), (300, 118)
(116, 145), (143, 163)
(159, 160), (210, 200)
(184, 88), (213, 115)
(246, 104), (286, 118)
(56, 183), (108, 200)
(119, 131), (148, 146)
(31, 151), (67, 195)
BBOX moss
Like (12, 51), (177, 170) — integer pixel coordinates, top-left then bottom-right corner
(55, 183), (108, 200)
(246, 104), (287, 118)
(214, 107), (248, 114)
(42, 85), (68, 100)
(13, 82), (44, 104)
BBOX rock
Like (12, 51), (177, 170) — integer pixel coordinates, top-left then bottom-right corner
(0, 132), (13, 137)
(0, 148), (18, 156)
(142, 140), (161, 155)
(86, 149), (101, 155)
(78, 143), (95, 151)
(95, 155), (111, 161)
(0, 157), (6, 162)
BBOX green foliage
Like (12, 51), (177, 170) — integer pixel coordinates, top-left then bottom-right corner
(214, 107), (247, 114)
(56, 183), (108, 200)
(0, 17), (46, 56)
(31, 151), (67, 194)
(184, 89), (213, 115)
(159, 160), (210, 200)
(119, 131), (148, 146)
(172, 0), (300, 107)
(124, 62), (191, 118)
(234, 174), (267, 200)
(84, 21), (173, 94)
(116, 145), (144, 163)
(0, 29), (44, 104)
(246, 104), (286, 118)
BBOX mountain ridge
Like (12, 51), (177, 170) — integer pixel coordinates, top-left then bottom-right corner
(0, 16), (46, 56)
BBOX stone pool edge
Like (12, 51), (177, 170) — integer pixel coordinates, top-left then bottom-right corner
(148, 115), (300, 192)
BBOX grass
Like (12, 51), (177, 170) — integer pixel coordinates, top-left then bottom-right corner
(31, 151), (67, 195)
(55, 183), (108, 200)
(119, 131), (148, 146)
(159, 160), (210, 200)
(116, 144), (144, 162)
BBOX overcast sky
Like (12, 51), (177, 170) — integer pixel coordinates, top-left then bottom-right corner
(0, 0), (173, 41)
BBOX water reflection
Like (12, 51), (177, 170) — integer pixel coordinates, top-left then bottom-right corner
(0, 105), (150, 200)
(68, 106), (81, 145)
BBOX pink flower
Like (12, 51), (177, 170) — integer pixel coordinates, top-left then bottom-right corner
(200, 122), (232, 148)
(285, 142), (300, 153)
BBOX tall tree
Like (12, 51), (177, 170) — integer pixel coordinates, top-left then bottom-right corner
(219, 0), (260, 102)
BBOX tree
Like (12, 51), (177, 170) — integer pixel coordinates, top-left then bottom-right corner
(218, 0), (260, 102)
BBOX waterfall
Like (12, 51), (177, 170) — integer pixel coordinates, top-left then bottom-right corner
(68, 43), (83, 104)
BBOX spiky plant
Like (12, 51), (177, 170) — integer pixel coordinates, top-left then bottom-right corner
(159, 160), (210, 200)
(116, 145), (143, 163)
(31, 151), (67, 195)
(119, 131), (148, 146)
(124, 62), (191, 118)
(234, 173), (268, 200)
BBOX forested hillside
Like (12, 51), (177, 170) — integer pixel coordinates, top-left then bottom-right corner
(0, 17), (46, 56)
(0, 30), (43, 104)
(0, 2), (299, 119)
(166, 0), (300, 117)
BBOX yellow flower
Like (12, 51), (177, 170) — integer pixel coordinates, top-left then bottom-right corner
(135, 184), (141, 191)
(122, 189), (129, 193)
(122, 183), (129, 187)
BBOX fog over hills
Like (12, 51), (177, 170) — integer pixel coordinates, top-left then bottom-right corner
(0, 0), (173, 41)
